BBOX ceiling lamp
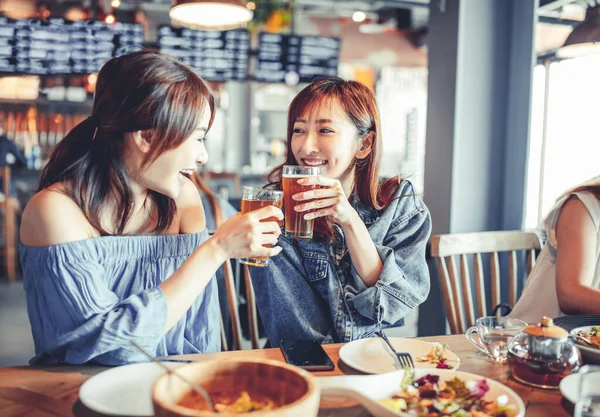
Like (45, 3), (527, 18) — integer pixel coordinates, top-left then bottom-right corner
(170, 0), (253, 31)
(352, 11), (366, 23)
(556, 4), (600, 59)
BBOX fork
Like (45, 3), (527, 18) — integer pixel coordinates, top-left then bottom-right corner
(374, 330), (414, 369)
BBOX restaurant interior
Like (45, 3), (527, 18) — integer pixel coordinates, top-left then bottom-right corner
(0, 0), (599, 416)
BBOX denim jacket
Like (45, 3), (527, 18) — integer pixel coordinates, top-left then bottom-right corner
(250, 179), (431, 346)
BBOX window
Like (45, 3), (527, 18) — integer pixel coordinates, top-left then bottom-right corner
(524, 56), (600, 228)
(377, 67), (428, 193)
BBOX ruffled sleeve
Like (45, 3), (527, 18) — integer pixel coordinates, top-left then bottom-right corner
(21, 244), (168, 365)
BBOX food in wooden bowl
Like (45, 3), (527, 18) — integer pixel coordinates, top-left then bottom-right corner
(152, 358), (320, 417)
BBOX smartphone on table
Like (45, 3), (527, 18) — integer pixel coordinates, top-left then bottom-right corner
(279, 339), (335, 371)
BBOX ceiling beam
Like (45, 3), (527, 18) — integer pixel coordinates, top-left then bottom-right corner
(538, 0), (583, 11)
(372, 0), (430, 8)
(538, 15), (581, 25)
(295, 0), (429, 9)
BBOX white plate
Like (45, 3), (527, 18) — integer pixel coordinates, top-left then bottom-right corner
(319, 368), (525, 417)
(560, 369), (600, 404)
(79, 362), (184, 416)
(339, 337), (460, 374)
(570, 326), (600, 363)
(560, 372), (580, 404)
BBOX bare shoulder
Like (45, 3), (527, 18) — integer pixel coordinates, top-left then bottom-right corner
(556, 196), (596, 241)
(20, 184), (97, 246)
(175, 177), (206, 234)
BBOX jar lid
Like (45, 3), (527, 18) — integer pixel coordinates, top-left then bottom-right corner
(524, 316), (568, 338)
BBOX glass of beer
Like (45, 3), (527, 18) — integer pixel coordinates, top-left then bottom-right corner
(282, 165), (322, 239)
(239, 186), (283, 267)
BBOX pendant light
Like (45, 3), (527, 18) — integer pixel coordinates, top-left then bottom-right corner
(170, 0), (253, 31)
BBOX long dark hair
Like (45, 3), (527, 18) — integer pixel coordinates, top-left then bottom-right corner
(39, 50), (215, 235)
(267, 77), (401, 243)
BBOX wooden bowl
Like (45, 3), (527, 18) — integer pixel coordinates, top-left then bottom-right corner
(152, 358), (320, 417)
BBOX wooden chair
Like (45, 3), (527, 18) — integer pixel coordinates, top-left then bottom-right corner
(201, 171), (241, 198)
(219, 260), (261, 351)
(430, 231), (543, 334)
(0, 166), (19, 282)
(197, 178), (259, 350)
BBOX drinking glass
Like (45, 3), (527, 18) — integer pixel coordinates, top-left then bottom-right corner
(281, 165), (322, 239)
(238, 186), (283, 267)
(466, 316), (527, 363)
(575, 365), (600, 417)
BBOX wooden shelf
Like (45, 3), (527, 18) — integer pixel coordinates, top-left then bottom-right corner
(0, 97), (93, 112)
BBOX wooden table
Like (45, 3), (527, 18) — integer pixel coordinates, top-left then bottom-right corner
(0, 335), (572, 417)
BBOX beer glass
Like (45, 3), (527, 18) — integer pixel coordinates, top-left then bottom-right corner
(282, 165), (322, 239)
(239, 186), (283, 267)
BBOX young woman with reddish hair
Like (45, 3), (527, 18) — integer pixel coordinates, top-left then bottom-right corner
(19, 51), (282, 365)
(250, 77), (431, 345)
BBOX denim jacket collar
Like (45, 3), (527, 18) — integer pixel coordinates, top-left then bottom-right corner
(350, 194), (383, 227)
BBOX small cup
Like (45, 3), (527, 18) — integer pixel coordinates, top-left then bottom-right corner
(238, 186), (283, 267)
(282, 165), (322, 240)
(575, 365), (600, 417)
(466, 316), (527, 363)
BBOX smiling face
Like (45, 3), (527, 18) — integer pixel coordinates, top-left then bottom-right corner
(291, 98), (363, 190)
(137, 104), (211, 199)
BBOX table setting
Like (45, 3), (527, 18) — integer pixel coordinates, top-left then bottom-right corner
(4, 315), (600, 417)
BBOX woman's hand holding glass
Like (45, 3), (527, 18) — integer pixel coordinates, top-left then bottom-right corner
(211, 206), (283, 260)
(293, 176), (357, 226)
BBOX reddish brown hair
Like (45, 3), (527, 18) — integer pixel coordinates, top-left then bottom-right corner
(40, 50), (215, 235)
(267, 76), (401, 243)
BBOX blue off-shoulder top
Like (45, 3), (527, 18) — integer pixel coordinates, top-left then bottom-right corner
(19, 229), (220, 365)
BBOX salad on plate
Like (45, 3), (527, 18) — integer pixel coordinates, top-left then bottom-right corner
(379, 369), (516, 417)
(416, 343), (456, 369)
(576, 326), (600, 348)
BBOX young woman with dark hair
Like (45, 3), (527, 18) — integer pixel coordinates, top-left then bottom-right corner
(510, 178), (600, 322)
(19, 51), (282, 365)
(251, 77), (432, 345)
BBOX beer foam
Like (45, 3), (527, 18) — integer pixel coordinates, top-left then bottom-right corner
(282, 174), (315, 178)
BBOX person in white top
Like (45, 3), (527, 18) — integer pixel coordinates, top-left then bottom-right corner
(510, 177), (600, 323)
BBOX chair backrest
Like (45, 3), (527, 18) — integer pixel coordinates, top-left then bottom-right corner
(430, 231), (543, 334)
(201, 171), (241, 198)
(243, 265), (261, 349)
(0, 165), (17, 281)
(219, 260), (261, 351)
(201, 186), (259, 350)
